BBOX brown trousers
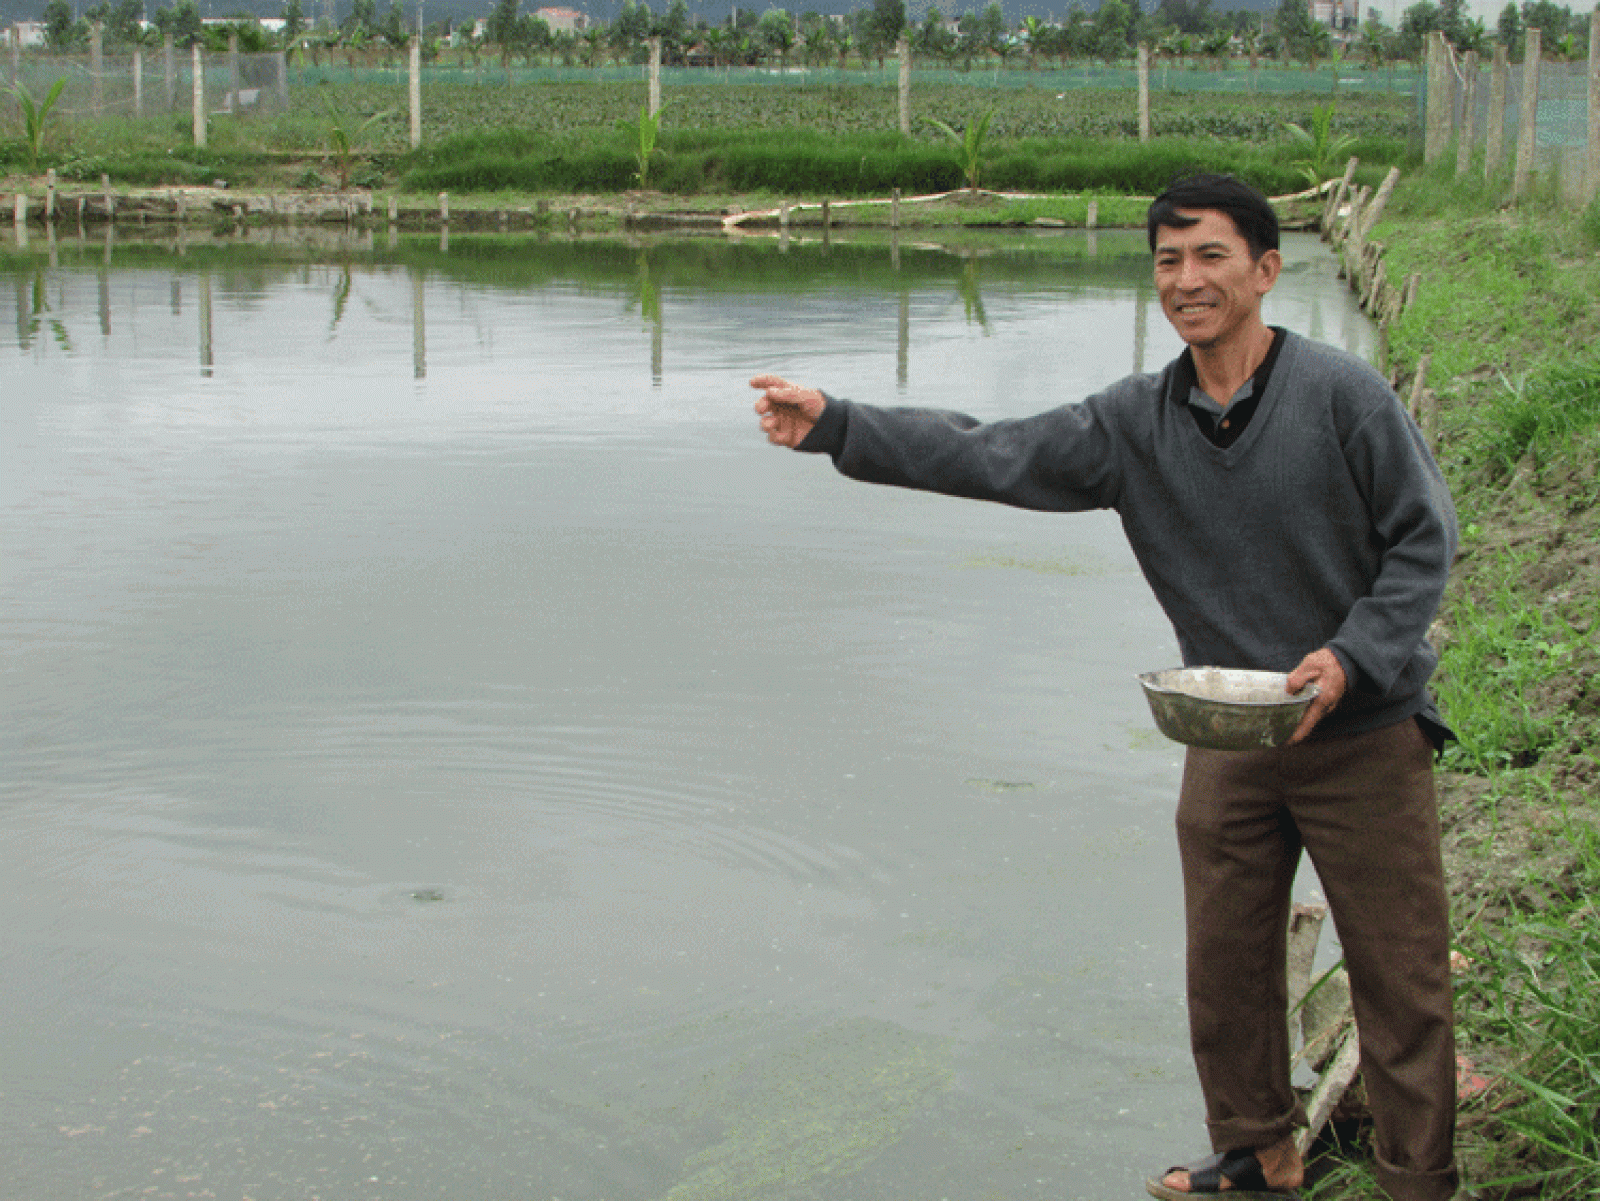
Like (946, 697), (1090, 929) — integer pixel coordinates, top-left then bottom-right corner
(1176, 718), (1458, 1201)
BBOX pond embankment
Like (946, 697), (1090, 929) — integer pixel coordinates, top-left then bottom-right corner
(1348, 170), (1599, 1200)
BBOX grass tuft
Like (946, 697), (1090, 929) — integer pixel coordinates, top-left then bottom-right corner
(1454, 804), (1600, 1199)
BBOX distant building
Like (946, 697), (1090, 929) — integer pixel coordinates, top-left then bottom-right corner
(8, 21), (47, 47)
(1309, 0), (1360, 30)
(535, 6), (587, 33)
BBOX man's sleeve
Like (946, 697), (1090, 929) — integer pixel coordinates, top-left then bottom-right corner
(795, 393), (1121, 514)
(1326, 393), (1459, 696)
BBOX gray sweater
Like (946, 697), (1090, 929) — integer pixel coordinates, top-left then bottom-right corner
(798, 331), (1458, 740)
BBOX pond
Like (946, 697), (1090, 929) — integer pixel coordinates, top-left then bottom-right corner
(0, 224), (1377, 1201)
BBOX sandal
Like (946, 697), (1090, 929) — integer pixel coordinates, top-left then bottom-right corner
(1145, 1149), (1301, 1201)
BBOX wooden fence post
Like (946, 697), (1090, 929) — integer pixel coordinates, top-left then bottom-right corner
(1360, 166), (1400, 240)
(1514, 27), (1541, 199)
(897, 35), (910, 136)
(192, 44), (206, 148)
(1485, 45), (1508, 180)
(1322, 156), (1359, 237)
(1137, 43), (1151, 143)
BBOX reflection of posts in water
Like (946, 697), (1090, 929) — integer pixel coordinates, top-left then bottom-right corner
(99, 228), (113, 336)
(958, 256), (987, 330)
(412, 270), (426, 380)
(651, 316), (663, 386)
(198, 271), (213, 376)
(633, 250), (664, 386)
(48, 222), (58, 271)
(891, 227), (900, 272)
(897, 289), (910, 390)
(12, 194), (26, 250)
(14, 275), (29, 349)
(1133, 278), (1150, 376)
(171, 279), (181, 315)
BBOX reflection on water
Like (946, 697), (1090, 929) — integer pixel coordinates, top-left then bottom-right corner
(4, 223), (1378, 389)
(1, 227), (1373, 1201)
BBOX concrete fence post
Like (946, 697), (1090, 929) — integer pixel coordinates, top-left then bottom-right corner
(1456, 51), (1478, 176)
(897, 35), (910, 136)
(1485, 45), (1508, 180)
(91, 22), (104, 114)
(1587, 8), (1599, 203)
(133, 47), (143, 118)
(229, 31), (240, 115)
(1514, 27), (1541, 198)
(409, 38), (422, 148)
(648, 36), (660, 117)
(192, 44), (206, 148)
(164, 35), (175, 110)
(1425, 32), (1452, 163)
(1137, 43), (1151, 143)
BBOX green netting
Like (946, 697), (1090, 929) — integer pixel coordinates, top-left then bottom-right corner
(284, 59), (1419, 96)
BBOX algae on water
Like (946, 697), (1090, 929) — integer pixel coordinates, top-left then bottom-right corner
(664, 1018), (955, 1201)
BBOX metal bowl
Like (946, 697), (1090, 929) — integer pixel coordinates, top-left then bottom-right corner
(1136, 667), (1319, 751)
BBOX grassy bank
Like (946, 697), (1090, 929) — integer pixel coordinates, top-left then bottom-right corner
(1318, 170), (1600, 1199)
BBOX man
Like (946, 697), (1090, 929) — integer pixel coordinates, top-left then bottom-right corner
(750, 173), (1459, 1201)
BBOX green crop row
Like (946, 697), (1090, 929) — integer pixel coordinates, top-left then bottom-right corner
(2, 79), (1416, 193)
(395, 125), (1406, 199)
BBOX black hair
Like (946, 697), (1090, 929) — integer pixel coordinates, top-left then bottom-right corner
(1146, 172), (1280, 259)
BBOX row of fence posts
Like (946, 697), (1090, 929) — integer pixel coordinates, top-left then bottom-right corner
(1422, 14), (1600, 205)
(37, 24), (1389, 166)
(1319, 159), (1439, 447)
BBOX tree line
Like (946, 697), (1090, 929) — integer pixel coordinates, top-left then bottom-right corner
(30, 0), (1593, 67)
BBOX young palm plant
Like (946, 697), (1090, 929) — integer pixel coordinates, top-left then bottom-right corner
(6, 78), (69, 173)
(1283, 102), (1357, 189)
(617, 102), (668, 190)
(929, 108), (995, 195)
(321, 94), (394, 190)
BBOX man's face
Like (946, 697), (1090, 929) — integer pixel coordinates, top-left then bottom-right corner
(1153, 208), (1282, 351)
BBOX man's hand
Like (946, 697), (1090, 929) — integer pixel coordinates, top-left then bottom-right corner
(751, 374), (825, 448)
(1286, 648), (1347, 744)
